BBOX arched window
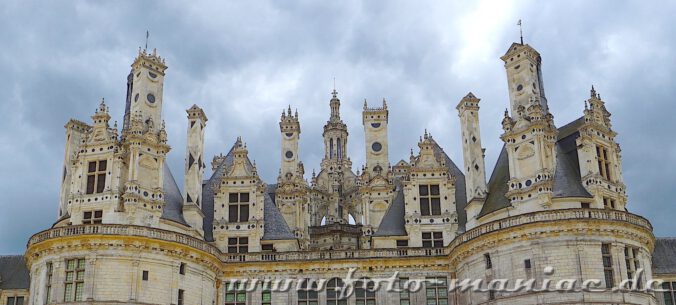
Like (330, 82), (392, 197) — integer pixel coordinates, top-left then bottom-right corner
(298, 279), (319, 305)
(330, 138), (334, 159)
(355, 277), (376, 305)
(348, 214), (356, 225)
(327, 278), (347, 305)
(337, 138), (342, 160)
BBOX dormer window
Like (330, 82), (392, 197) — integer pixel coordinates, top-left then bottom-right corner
(596, 145), (612, 181)
(419, 185), (441, 216)
(86, 160), (107, 194)
(228, 192), (250, 222)
(83, 210), (102, 224)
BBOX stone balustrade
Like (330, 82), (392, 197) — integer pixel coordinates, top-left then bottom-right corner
(28, 208), (652, 263)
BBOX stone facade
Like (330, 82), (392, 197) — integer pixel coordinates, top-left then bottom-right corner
(15, 41), (676, 305)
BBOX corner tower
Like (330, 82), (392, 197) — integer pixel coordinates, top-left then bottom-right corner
(362, 99), (389, 176)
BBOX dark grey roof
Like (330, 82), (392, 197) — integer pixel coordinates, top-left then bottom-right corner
(161, 163), (187, 225)
(479, 116), (590, 217)
(553, 126), (592, 198)
(373, 141), (467, 236)
(201, 141), (238, 242)
(262, 184), (296, 240)
(0, 256), (30, 290)
(480, 146), (511, 217)
(373, 180), (407, 237)
(653, 238), (676, 274)
(432, 143), (468, 231)
(202, 141), (294, 242)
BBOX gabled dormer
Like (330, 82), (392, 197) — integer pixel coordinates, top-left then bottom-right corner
(211, 138), (266, 253)
(576, 87), (627, 210)
(402, 132), (459, 248)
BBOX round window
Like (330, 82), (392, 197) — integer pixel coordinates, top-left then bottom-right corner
(134, 93), (139, 102)
(285, 132), (294, 138)
(516, 84), (523, 91)
(371, 123), (381, 128)
(148, 72), (158, 79)
(147, 93), (156, 103)
(372, 142), (382, 152)
(285, 151), (293, 159)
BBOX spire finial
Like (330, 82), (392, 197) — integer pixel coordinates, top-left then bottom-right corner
(591, 85), (597, 98)
(145, 30), (149, 50)
(363, 99), (368, 110)
(517, 19), (523, 44)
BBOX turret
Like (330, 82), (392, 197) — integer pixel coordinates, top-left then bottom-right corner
(362, 98), (389, 177)
(500, 42), (558, 212)
(456, 93), (487, 228)
(322, 89), (349, 163)
(59, 119), (90, 219)
(183, 104), (208, 236)
(577, 86), (627, 210)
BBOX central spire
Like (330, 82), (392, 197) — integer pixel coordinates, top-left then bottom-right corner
(330, 89), (341, 120)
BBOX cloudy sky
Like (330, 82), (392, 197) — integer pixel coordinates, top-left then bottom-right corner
(1, 1), (675, 254)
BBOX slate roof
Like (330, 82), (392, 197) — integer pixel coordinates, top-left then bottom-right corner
(262, 185), (296, 240)
(372, 179), (407, 237)
(479, 117), (590, 217)
(374, 141), (468, 236)
(201, 139), (293, 242)
(161, 163), (188, 225)
(653, 238), (676, 275)
(432, 143), (468, 231)
(480, 146), (511, 217)
(0, 256), (30, 290)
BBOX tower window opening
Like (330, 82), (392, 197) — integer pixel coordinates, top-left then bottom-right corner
(425, 277), (448, 305)
(178, 289), (184, 305)
(326, 278), (347, 305)
(82, 210), (103, 224)
(227, 237), (249, 254)
(484, 253), (493, 269)
(422, 232), (443, 248)
(625, 246), (642, 289)
(64, 258), (85, 302)
(225, 282), (246, 305)
(330, 138), (334, 159)
(603, 197), (617, 210)
(86, 160), (107, 194)
(179, 262), (186, 275)
(602, 243), (614, 288)
(228, 192), (250, 222)
(297, 279), (319, 305)
(597, 145), (612, 181)
(337, 138), (342, 160)
(419, 185), (441, 216)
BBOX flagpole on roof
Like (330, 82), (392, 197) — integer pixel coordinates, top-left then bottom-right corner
(517, 20), (523, 44)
